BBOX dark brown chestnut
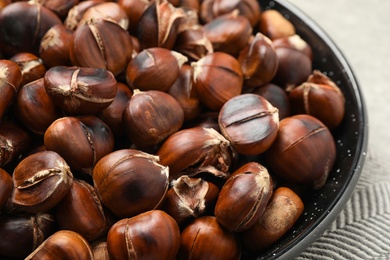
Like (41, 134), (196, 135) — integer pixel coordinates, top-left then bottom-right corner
(265, 114), (336, 189)
(218, 93), (279, 155)
(241, 187), (304, 251)
(178, 216), (241, 260)
(64, 0), (105, 30)
(10, 52), (46, 86)
(214, 162), (273, 232)
(39, 0), (79, 20)
(0, 59), (22, 120)
(259, 9), (296, 40)
(44, 116), (114, 175)
(93, 149), (169, 218)
(107, 210), (180, 260)
(44, 66), (117, 115)
(26, 230), (94, 259)
(117, 0), (152, 35)
(11, 150), (73, 213)
(0, 168), (12, 209)
(122, 89), (184, 148)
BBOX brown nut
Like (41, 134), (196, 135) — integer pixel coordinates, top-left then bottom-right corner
(11, 150), (73, 213)
(10, 52), (46, 86)
(117, 0), (152, 35)
(178, 216), (241, 260)
(192, 52), (243, 111)
(64, 0), (106, 30)
(14, 78), (63, 135)
(107, 210), (180, 260)
(289, 70), (345, 129)
(265, 114), (336, 189)
(0, 213), (56, 259)
(91, 240), (109, 260)
(122, 89), (184, 148)
(214, 162), (273, 232)
(71, 18), (133, 76)
(56, 179), (113, 242)
(126, 47), (188, 92)
(241, 187), (304, 251)
(44, 66), (117, 115)
(157, 127), (233, 181)
(44, 116), (115, 175)
(26, 230), (94, 260)
(39, 0), (79, 20)
(0, 59), (22, 119)
(238, 32), (279, 88)
(0, 1), (62, 57)
(93, 149), (169, 218)
(259, 9), (296, 40)
(0, 168), (13, 208)
(79, 2), (129, 30)
(162, 175), (220, 226)
(218, 93), (279, 155)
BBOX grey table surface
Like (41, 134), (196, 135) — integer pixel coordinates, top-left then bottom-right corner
(288, 0), (390, 259)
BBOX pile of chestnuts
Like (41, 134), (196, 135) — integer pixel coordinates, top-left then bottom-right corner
(0, 0), (346, 259)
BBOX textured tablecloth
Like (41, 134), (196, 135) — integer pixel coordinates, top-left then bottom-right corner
(290, 0), (390, 259)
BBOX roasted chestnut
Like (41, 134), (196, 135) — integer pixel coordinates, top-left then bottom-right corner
(10, 52), (46, 86)
(64, 0), (105, 30)
(79, 2), (129, 30)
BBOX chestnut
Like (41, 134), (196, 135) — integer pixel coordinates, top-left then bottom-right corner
(157, 127), (233, 181)
(10, 52), (46, 86)
(259, 9), (296, 40)
(178, 216), (241, 260)
(71, 18), (133, 76)
(91, 240), (109, 260)
(14, 78), (63, 135)
(93, 149), (169, 218)
(44, 66), (117, 115)
(289, 70), (345, 129)
(107, 210), (180, 260)
(265, 114), (336, 189)
(117, 0), (152, 35)
(40, 0), (79, 20)
(0, 59), (22, 120)
(64, 0), (105, 30)
(122, 89), (184, 148)
(126, 47), (188, 92)
(44, 116), (115, 175)
(0, 168), (13, 209)
(214, 162), (273, 232)
(10, 150), (73, 213)
(218, 93), (279, 155)
(0, 213), (57, 259)
(241, 187), (304, 251)
(79, 2), (129, 30)
(192, 52), (243, 111)
(26, 230), (94, 259)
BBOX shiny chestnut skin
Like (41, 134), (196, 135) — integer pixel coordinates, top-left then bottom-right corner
(289, 70), (345, 129)
(79, 2), (129, 30)
(178, 216), (241, 260)
(44, 66), (117, 115)
(10, 52), (46, 86)
(192, 52), (243, 111)
(93, 149), (169, 218)
(0, 213), (56, 259)
(123, 89), (184, 148)
(126, 47), (187, 92)
(44, 116), (114, 175)
(0, 59), (22, 120)
(40, 0), (79, 20)
(215, 162), (273, 232)
(71, 18), (133, 76)
(259, 9), (296, 40)
(117, 0), (152, 34)
(56, 179), (114, 242)
(0, 168), (12, 208)
(219, 93), (279, 155)
(14, 78), (63, 135)
(26, 230), (94, 260)
(64, 0), (105, 30)
(107, 210), (180, 260)
(0, 1), (62, 57)
(242, 187), (304, 251)
(10, 150), (73, 213)
(265, 114), (336, 189)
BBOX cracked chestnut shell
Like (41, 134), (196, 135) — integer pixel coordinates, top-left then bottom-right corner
(10, 52), (46, 86)
(219, 93), (279, 155)
(214, 162), (273, 232)
(10, 150), (73, 213)
(265, 114), (336, 189)
(44, 66), (117, 115)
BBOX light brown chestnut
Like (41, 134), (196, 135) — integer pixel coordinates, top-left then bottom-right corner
(122, 89), (184, 148)
(26, 230), (94, 260)
(10, 52), (46, 86)
(44, 116), (115, 175)
(241, 187), (304, 251)
(178, 216), (241, 260)
(218, 93), (279, 155)
(157, 127), (233, 181)
(11, 150), (73, 213)
(79, 2), (129, 30)
(44, 66), (117, 115)
(107, 210), (180, 260)
(91, 240), (109, 260)
(214, 162), (273, 232)
(64, 0), (105, 30)
(0, 59), (22, 120)
(0, 168), (13, 209)
(265, 114), (336, 189)
(93, 149), (169, 218)
(259, 9), (296, 40)
(126, 47), (188, 92)
(192, 52), (243, 111)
